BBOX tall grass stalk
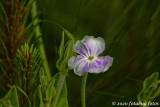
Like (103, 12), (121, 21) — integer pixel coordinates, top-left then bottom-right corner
(31, 1), (51, 79)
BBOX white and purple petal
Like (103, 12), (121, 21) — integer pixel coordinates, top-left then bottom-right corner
(68, 55), (86, 69)
(86, 56), (113, 73)
(82, 36), (105, 56)
(73, 40), (89, 56)
(73, 61), (88, 76)
(103, 56), (113, 71)
(68, 55), (88, 76)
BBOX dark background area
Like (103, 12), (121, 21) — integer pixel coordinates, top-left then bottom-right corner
(36, 0), (160, 106)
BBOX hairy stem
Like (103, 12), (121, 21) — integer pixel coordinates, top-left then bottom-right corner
(52, 73), (66, 107)
(81, 72), (88, 107)
(31, 1), (51, 79)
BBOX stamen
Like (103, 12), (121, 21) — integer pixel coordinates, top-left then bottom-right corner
(88, 56), (94, 61)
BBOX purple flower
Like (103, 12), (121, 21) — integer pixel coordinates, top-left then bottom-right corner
(68, 36), (113, 76)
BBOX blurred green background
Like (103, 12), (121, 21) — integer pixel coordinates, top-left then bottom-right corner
(36, 0), (160, 106)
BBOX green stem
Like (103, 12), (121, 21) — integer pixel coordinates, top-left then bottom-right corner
(81, 72), (88, 107)
(44, 102), (50, 107)
(31, 1), (51, 79)
(52, 73), (66, 107)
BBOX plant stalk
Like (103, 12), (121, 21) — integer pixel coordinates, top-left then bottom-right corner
(52, 73), (66, 107)
(44, 102), (50, 107)
(31, 1), (51, 79)
(81, 72), (88, 107)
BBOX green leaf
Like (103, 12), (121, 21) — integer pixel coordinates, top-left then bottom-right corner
(16, 86), (31, 107)
(143, 72), (159, 90)
(137, 72), (160, 103)
(0, 2), (8, 27)
(46, 78), (56, 103)
(0, 36), (10, 61)
(56, 31), (65, 70)
(38, 69), (58, 106)
(56, 30), (75, 75)
(63, 29), (75, 42)
(14, 43), (42, 90)
(0, 86), (19, 107)
(60, 40), (74, 75)
(39, 68), (49, 87)
(23, 0), (34, 27)
(33, 85), (44, 107)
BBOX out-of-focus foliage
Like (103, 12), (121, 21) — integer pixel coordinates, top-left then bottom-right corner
(137, 72), (160, 106)
(13, 43), (42, 106)
(0, 0), (36, 97)
(14, 43), (42, 87)
(34, 69), (68, 107)
(0, 0), (160, 106)
(37, 0), (160, 106)
(0, 86), (19, 107)
(33, 68), (56, 107)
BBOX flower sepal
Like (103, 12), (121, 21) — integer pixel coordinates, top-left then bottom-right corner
(56, 31), (75, 76)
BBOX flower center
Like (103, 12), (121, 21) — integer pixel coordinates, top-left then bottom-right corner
(88, 56), (94, 61)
